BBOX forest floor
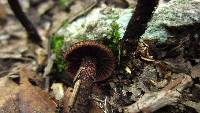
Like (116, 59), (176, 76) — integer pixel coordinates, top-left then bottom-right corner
(0, 0), (200, 113)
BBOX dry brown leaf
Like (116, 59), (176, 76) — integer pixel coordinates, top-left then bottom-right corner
(191, 64), (200, 79)
(0, 67), (57, 113)
(89, 101), (104, 113)
(18, 67), (57, 113)
(63, 87), (73, 112)
(0, 95), (20, 113)
(0, 4), (6, 20)
(0, 74), (19, 113)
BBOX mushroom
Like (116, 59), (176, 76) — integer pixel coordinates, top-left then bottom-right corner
(64, 40), (115, 113)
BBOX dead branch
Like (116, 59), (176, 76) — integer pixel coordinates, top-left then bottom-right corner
(123, 73), (193, 113)
(7, 0), (42, 47)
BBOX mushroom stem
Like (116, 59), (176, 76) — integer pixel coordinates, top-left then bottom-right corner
(64, 41), (115, 112)
(69, 57), (96, 113)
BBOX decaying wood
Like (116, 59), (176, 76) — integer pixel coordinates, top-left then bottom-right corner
(43, 54), (56, 91)
(63, 87), (73, 113)
(124, 73), (193, 113)
(68, 80), (81, 109)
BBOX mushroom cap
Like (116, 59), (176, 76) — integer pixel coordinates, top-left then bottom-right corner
(64, 40), (115, 82)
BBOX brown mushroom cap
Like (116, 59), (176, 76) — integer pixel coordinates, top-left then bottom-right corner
(64, 40), (115, 82)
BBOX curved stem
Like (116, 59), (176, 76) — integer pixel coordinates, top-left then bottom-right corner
(69, 57), (96, 113)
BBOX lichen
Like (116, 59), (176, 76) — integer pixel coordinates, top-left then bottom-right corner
(52, 6), (133, 72)
(56, 7), (133, 51)
(141, 0), (200, 44)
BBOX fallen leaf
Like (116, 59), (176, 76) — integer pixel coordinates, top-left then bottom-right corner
(191, 64), (200, 79)
(18, 67), (57, 113)
(0, 75), (19, 113)
(0, 67), (57, 113)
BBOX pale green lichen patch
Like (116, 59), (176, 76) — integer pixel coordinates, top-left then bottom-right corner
(56, 7), (133, 53)
(51, 6), (133, 72)
(141, 0), (200, 43)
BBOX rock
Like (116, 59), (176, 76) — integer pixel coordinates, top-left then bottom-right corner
(55, 6), (133, 51)
(140, 0), (200, 44)
(51, 83), (64, 101)
(51, 6), (133, 72)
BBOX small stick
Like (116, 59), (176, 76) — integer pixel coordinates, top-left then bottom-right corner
(68, 80), (81, 111)
(73, 67), (84, 83)
(43, 54), (56, 91)
(7, 0), (42, 47)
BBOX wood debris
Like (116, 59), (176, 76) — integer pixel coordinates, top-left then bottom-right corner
(124, 74), (193, 113)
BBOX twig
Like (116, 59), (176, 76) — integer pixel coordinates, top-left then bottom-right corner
(68, 80), (81, 108)
(73, 67), (84, 83)
(123, 0), (159, 52)
(7, 0), (42, 47)
(43, 54), (56, 91)
(123, 74), (193, 113)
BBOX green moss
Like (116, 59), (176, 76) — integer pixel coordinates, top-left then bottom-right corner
(55, 7), (133, 62)
(110, 22), (121, 42)
(50, 35), (66, 72)
(108, 22), (121, 55)
(58, 0), (72, 9)
(62, 20), (69, 28)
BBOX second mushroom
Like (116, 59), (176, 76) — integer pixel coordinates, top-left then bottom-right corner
(64, 40), (115, 113)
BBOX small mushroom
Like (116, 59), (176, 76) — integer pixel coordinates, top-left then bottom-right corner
(64, 40), (115, 113)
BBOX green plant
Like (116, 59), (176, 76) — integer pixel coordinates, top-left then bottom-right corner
(51, 35), (66, 72)
(108, 22), (121, 55)
(58, 0), (71, 9)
